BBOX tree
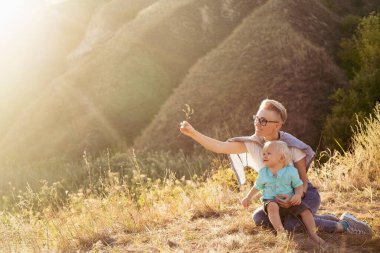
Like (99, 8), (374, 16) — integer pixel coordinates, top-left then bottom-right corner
(323, 12), (380, 151)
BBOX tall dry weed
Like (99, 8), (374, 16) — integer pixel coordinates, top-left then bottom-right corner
(310, 103), (380, 192)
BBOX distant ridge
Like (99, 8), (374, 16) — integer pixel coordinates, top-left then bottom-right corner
(134, 0), (347, 152)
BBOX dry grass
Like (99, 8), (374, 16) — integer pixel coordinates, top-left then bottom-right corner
(1, 108), (379, 252)
(0, 172), (243, 252)
(0, 178), (378, 252)
(310, 103), (380, 192)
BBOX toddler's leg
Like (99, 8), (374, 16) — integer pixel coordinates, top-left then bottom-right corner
(299, 209), (326, 245)
(267, 202), (284, 231)
(252, 206), (273, 229)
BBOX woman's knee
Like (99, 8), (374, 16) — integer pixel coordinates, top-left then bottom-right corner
(252, 207), (269, 226)
(283, 216), (304, 232)
(303, 183), (321, 213)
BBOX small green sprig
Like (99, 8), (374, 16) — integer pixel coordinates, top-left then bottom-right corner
(178, 104), (194, 137)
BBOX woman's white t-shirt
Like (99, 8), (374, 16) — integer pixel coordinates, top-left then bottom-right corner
(244, 142), (306, 171)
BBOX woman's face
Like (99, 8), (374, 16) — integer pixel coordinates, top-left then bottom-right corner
(254, 109), (282, 138)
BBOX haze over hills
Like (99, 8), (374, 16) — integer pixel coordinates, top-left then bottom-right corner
(1, 0), (263, 160)
(0, 0), (379, 161)
(0, 0), (105, 137)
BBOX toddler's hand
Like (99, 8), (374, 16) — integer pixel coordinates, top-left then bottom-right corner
(275, 194), (292, 208)
(289, 194), (302, 206)
(241, 197), (251, 208)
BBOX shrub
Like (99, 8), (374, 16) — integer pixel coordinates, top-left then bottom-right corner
(340, 14), (361, 39)
(323, 12), (380, 151)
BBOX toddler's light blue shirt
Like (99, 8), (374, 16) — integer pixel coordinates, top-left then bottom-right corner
(254, 165), (303, 202)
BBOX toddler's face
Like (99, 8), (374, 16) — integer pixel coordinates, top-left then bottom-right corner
(262, 144), (282, 168)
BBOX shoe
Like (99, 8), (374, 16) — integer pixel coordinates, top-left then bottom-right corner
(340, 212), (372, 236)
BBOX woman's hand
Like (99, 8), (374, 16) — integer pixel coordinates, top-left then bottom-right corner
(179, 121), (247, 154)
(179, 121), (195, 137)
(275, 194), (292, 208)
(289, 193), (302, 206)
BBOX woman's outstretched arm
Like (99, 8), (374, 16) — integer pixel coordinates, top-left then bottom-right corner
(179, 121), (247, 154)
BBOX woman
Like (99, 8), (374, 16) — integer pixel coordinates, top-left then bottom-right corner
(179, 99), (371, 235)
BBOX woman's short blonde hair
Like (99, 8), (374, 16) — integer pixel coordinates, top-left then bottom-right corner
(259, 99), (287, 124)
(263, 140), (292, 166)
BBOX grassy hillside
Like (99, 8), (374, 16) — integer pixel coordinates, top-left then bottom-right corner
(1, 104), (379, 252)
(0, 0), (264, 161)
(135, 0), (346, 152)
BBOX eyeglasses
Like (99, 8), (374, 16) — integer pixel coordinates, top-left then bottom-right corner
(252, 115), (279, 126)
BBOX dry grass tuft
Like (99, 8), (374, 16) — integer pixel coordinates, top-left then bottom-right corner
(311, 103), (380, 192)
(190, 205), (221, 221)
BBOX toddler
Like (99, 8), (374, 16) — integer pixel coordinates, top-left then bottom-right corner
(241, 140), (325, 245)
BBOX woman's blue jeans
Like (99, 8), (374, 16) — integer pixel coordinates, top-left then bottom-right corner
(252, 182), (340, 233)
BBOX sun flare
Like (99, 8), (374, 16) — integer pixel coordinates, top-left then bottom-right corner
(0, 0), (34, 40)
(0, 1), (26, 22)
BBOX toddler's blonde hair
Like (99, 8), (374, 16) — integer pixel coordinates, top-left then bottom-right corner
(263, 140), (292, 166)
(259, 99), (287, 124)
